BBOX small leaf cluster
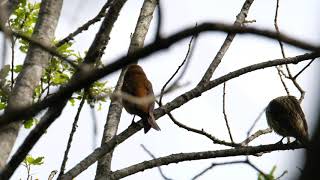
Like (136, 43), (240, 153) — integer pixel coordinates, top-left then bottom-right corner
(6, 0), (112, 130)
(24, 155), (44, 166)
(257, 165), (285, 180)
(22, 155), (44, 180)
(9, 0), (40, 52)
(0, 65), (11, 111)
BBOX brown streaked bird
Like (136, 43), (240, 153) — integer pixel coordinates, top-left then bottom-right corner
(266, 96), (309, 147)
(121, 64), (161, 133)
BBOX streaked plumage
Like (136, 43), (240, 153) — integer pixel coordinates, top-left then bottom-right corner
(266, 96), (309, 147)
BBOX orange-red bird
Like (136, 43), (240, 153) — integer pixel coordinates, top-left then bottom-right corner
(121, 64), (161, 133)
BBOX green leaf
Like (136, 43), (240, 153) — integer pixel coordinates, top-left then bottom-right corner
(0, 102), (7, 110)
(31, 156), (44, 165)
(0, 65), (11, 79)
(69, 98), (75, 106)
(25, 155), (44, 165)
(52, 72), (70, 85)
(13, 65), (23, 73)
(23, 118), (37, 129)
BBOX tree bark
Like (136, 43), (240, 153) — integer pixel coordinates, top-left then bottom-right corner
(95, 0), (157, 179)
(0, 0), (63, 169)
(0, 0), (19, 23)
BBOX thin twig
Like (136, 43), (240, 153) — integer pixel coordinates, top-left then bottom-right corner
(155, 0), (162, 41)
(274, 0), (290, 96)
(246, 107), (266, 137)
(241, 128), (272, 146)
(276, 67), (290, 96)
(246, 158), (270, 180)
(286, 65), (305, 102)
(274, 0), (306, 102)
(293, 59), (315, 79)
(48, 170), (58, 180)
(90, 105), (98, 149)
(274, 0), (286, 58)
(141, 145), (173, 180)
(10, 38), (15, 89)
(167, 111), (239, 147)
(57, 95), (86, 179)
(275, 170), (288, 180)
(191, 160), (246, 180)
(56, 0), (113, 47)
(0, 25), (78, 68)
(159, 35), (195, 105)
(222, 82), (234, 143)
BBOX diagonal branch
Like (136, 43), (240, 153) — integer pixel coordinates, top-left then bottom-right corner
(58, 95), (86, 178)
(56, 0), (113, 47)
(199, 0), (255, 84)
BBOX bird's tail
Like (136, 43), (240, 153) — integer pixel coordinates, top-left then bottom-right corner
(143, 113), (161, 133)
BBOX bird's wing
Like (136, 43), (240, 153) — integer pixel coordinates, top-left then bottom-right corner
(286, 96), (309, 138)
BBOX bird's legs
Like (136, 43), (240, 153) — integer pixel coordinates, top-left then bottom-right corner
(130, 115), (136, 125)
(276, 137), (286, 145)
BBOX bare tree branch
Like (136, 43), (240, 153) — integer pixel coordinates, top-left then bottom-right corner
(159, 35), (195, 105)
(110, 143), (302, 180)
(222, 82), (234, 143)
(167, 111), (239, 147)
(273, 0), (307, 102)
(293, 59), (315, 79)
(246, 107), (266, 137)
(141, 145), (173, 180)
(241, 128), (272, 146)
(56, 0), (113, 47)
(191, 160), (246, 180)
(276, 67), (290, 96)
(0, 0), (18, 22)
(58, 95), (86, 178)
(199, 0), (255, 84)
(154, 0), (162, 41)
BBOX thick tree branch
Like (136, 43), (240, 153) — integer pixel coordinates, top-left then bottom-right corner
(1, 22), (319, 72)
(110, 143), (302, 179)
(0, 0), (18, 24)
